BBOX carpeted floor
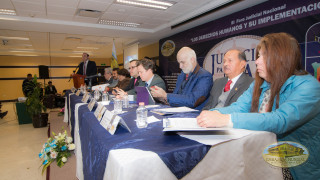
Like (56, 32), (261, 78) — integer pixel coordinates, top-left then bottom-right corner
(48, 112), (77, 180)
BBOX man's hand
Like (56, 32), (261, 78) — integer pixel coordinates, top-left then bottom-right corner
(196, 110), (230, 128)
(114, 88), (127, 97)
(150, 86), (167, 99)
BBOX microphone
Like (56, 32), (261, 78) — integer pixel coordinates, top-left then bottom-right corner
(73, 64), (80, 73)
(68, 64), (80, 82)
(85, 73), (101, 79)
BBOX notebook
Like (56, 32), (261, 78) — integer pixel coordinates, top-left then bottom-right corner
(135, 86), (155, 105)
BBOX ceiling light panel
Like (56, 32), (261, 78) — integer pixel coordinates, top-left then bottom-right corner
(99, 19), (140, 27)
(0, 9), (16, 15)
(115, 0), (175, 10)
(0, 36), (29, 40)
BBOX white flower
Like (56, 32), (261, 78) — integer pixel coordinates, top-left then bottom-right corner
(68, 144), (75, 150)
(66, 137), (73, 144)
(50, 151), (57, 159)
(62, 157), (67, 163)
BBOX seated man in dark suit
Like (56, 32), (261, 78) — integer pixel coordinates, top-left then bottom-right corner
(202, 49), (253, 110)
(151, 47), (213, 110)
(116, 59), (166, 96)
(123, 60), (143, 94)
(45, 81), (57, 95)
(76, 52), (97, 85)
(136, 59), (166, 91)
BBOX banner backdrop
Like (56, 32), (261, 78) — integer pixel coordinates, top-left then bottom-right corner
(159, 0), (320, 92)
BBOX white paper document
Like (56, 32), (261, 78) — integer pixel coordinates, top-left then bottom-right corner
(145, 105), (160, 109)
(163, 118), (228, 131)
(155, 106), (198, 113)
(92, 84), (108, 91)
(178, 129), (254, 145)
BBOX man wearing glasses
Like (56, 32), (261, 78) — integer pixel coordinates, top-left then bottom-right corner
(123, 60), (143, 94)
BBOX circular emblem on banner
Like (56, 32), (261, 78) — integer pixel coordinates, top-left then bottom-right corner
(161, 40), (175, 57)
(262, 141), (309, 168)
(203, 35), (261, 80)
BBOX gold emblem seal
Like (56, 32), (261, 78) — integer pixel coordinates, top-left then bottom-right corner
(161, 40), (175, 57)
(262, 141), (309, 168)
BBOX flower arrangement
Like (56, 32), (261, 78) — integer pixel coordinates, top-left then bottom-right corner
(39, 128), (75, 174)
(58, 107), (65, 116)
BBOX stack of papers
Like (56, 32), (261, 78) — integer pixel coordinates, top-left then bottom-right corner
(163, 118), (228, 131)
(162, 118), (254, 146)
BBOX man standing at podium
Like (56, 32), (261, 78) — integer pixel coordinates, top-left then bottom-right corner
(76, 52), (97, 85)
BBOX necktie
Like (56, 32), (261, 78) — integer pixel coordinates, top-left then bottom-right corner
(83, 62), (87, 75)
(134, 78), (138, 86)
(224, 80), (232, 92)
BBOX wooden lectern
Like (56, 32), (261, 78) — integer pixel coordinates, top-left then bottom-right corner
(72, 74), (86, 89)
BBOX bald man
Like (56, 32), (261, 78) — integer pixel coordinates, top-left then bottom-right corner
(151, 47), (213, 110)
(203, 49), (253, 110)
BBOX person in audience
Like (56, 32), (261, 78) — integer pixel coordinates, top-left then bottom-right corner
(203, 49), (253, 110)
(104, 67), (118, 88)
(45, 81), (57, 95)
(22, 73), (33, 96)
(151, 47), (213, 110)
(110, 69), (131, 94)
(112, 68), (119, 81)
(76, 53), (97, 85)
(196, 32), (320, 180)
(123, 60), (143, 94)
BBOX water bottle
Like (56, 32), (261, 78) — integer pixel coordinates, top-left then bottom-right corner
(123, 94), (129, 108)
(94, 89), (100, 101)
(102, 91), (108, 102)
(136, 102), (148, 128)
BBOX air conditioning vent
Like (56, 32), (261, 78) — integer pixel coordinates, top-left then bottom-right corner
(77, 9), (102, 18)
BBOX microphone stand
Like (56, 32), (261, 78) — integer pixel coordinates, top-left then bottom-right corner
(68, 65), (79, 82)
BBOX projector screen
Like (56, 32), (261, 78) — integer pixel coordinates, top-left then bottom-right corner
(123, 43), (139, 69)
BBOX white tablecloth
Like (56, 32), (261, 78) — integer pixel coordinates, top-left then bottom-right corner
(68, 94), (283, 180)
(104, 131), (283, 180)
(72, 101), (283, 180)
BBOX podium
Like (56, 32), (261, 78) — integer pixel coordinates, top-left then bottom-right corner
(72, 74), (86, 88)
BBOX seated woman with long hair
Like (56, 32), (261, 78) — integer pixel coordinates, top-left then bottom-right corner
(197, 32), (320, 179)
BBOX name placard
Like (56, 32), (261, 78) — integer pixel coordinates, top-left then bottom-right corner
(75, 90), (81, 96)
(88, 98), (96, 111)
(71, 87), (77, 93)
(100, 110), (131, 135)
(94, 103), (107, 121)
(81, 92), (90, 103)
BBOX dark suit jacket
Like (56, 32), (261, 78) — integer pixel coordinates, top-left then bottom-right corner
(124, 76), (142, 91)
(76, 60), (97, 76)
(145, 74), (166, 91)
(45, 85), (57, 95)
(203, 73), (253, 110)
(76, 60), (97, 85)
(127, 74), (166, 95)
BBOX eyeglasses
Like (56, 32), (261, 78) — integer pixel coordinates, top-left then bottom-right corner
(129, 66), (137, 70)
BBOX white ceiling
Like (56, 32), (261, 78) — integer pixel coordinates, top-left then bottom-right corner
(0, 0), (267, 58)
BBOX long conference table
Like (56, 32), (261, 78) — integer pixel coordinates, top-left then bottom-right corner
(64, 92), (283, 180)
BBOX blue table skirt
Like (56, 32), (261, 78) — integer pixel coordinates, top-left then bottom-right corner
(71, 95), (210, 180)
